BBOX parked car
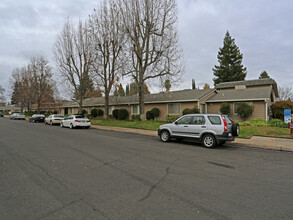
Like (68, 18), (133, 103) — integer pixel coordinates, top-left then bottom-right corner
(29, 114), (45, 123)
(10, 113), (26, 120)
(60, 115), (90, 129)
(158, 114), (239, 148)
(45, 114), (64, 125)
(0, 112), (3, 117)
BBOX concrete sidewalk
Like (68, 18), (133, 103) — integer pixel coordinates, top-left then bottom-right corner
(91, 125), (293, 152)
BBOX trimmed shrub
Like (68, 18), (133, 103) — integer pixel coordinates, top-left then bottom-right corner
(91, 108), (98, 118)
(112, 109), (119, 119)
(236, 103), (254, 120)
(150, 108), (160, 119)
(191, 106), (200, 114)
(249, 118), (268, 127)
(146, 111), (154, 120)
(270, 101), (293, 120)
(131, 114), (141, 121)
(268, 119), (287, 128)
(118, 109), (129, 120)
(81, 109), (87, 116)
(166, 114), (180, 123)
(220, 103), (231, 115)
(182, 108), (192, 115)
(53, 110), (58, 114)
(97, 109), (104, 117)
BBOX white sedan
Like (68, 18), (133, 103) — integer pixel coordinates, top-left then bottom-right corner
(45, 114), (64, 125)
(60, 115), (91, 129)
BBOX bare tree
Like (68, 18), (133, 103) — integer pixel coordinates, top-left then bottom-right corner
(53, 19), (94, 114)
(0, 85), (5, 103)
(88, 1), (126, 118)
(278, 86), (293, 101)
(118, 0), (184, 119)
(29, 57), (55, 112)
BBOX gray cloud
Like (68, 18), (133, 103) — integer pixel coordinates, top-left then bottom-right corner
(0, 0), (292, 99)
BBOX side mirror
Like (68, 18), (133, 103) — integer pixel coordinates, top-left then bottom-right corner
(174, 121), (178, 125)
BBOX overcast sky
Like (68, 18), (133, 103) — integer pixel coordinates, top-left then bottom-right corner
(1, 0), (293, 100)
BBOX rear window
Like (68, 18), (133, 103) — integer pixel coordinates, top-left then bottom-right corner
(208, 116), (222, 125)
(75, 115), (85, 119)
(223, 115), (232, 125)
(54, 115), (64, 118)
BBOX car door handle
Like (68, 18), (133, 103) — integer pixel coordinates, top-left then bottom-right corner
(184, 126), (188, 127)
(201, 126), (206, 128)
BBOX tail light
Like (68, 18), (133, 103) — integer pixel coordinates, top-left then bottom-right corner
(75, 120), (80, 122)
(87, 120), (90, 122)
(222, 116), (228, 132)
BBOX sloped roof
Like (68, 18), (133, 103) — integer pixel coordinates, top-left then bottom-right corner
(62, 89), (215, 107)
(215, 78), (278, 96)
(206, 87), (273, 102)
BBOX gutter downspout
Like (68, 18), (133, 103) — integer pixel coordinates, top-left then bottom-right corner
(265, 99), (268, 121)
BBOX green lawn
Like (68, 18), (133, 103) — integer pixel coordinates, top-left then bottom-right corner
(90, 119), (292, 139)
(238, 126), (292, 139)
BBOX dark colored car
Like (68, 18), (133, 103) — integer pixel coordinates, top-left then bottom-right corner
(0, 112), (3, 117)
(29, 114), (45, 123)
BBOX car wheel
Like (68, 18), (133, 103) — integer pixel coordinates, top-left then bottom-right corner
(60, 123), (63, 128)
(232, 123), (240, 137)
(202, 134), (216, 148)
(50, 121), (53, 126)
(160, 130), (170, 142)
(70, 123), (74, 129)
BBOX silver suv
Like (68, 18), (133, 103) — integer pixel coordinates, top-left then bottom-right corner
(158, 114), (239, 148)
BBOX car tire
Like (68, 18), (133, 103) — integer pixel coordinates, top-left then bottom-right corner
(70, 123), (74, 129)
(60, 123), (63, 128)
(232, 123), (240, 137)
(160, 130), (170, 142)
(50, 121), (53, 126)
(85, 126), (90, 129)
(202, 134), (216, 148)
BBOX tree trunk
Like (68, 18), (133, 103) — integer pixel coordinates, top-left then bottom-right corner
(78, 98), (83, 115)
(105, 94), (109, 119)
(139, 78), (145, 120)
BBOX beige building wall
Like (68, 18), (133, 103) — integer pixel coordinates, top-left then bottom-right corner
(207, 101), (266, 121)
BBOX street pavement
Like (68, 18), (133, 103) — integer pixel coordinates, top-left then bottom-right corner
(0, 118), (293, 219)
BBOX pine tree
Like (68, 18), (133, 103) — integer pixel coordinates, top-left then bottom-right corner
(213, 31), (247, 85)
(118, 83), (125, 96)
(192, 79), (196, 90)
(126, 84), (130, 96)
(259, 71), (270, 79)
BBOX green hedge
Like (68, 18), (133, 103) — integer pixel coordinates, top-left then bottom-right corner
(166, 114), (180, 123)
(237, 118), (287, 128)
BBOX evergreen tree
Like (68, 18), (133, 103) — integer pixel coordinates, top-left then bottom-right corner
(192, 79), (196, 90)
(213, 31), (247, 85)
(126, 84), (130, 96)
(118, 83), (125, 96)
(165, 80), (171, 92)
(259, 70), (270, 79)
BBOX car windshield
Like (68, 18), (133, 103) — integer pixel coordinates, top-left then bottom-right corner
(34, 115), (45, 117)
(54, 115), (64, 118)
(16, 113), (24, 115)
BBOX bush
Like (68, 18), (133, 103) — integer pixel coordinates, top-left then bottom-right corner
(220, 103), (231, 115)
(268, 119), (288, 128)
(236, 103), (254, 120)
(182, 106), (200, 115)
(53, 110), (58, 114)
(146, 111), (154, 120)
(81, 109), (87, 116)
(249, 118), (268, 127)
(270, 101), (293, 119)
(150, 108), (160, 119)
(91, 108), (98, 118)
(112, 109), (119, 119)
(97, 109), (104, 117)
(131, 114), (141, 121)
(182, 108), (192, 115)
(166, 114), (180, 123)
(118, 109), (129, 120)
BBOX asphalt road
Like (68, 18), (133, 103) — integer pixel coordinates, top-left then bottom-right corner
(0, 118), (293, 220)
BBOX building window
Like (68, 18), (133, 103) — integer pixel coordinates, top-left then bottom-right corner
(168, 103), (180, 114)
(132, 105), (140, 115)
(234, 102), (253, 115)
